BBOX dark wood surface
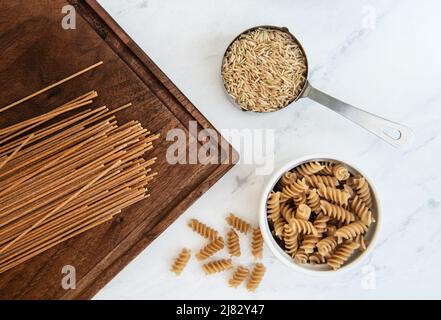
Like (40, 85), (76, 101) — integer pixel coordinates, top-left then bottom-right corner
(0, 0), (235, 299)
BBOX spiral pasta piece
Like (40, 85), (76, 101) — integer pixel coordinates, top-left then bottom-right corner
(295, 204), (311, 221)
(307, 188), (321, 212)
(296, 161), (324, 177)
(355, 234), (367, 251)
(283, 223), (299, 255)
(227, 229), (241, 257)
(343, 184), (355, 198)
(267, 191), (281, 222)
(252, 227), (264, 259)
(170, 248), (191, 276)
(293, 191), (307, 207)
(228, 266), (249, 288)
(335, 221), (368, 240)
(294, 249), (308, 264)
(280, 202), (295, 221)
(316, 236), (338, 256)
(226, 213), (251, 234)
(304, 174), (339, 189)
(318, 183), (350, 206)
(277, 171), (298, 189)
(320, 200), (356, 224)
(281, 178), (309, 201)
(309, 252), (327, 264)
(289, 218), (318, 235)
(320, 161), (334, 176)
(327, 241), (360, 270)
(299, 214), (329, 253)
(272, 217), (285, 239)
(196, 237), (225, 261)
(326, 225), (337, 236)
(332, 163), (350, 181)
(246, 263), (266, 292)
(351, 195), (373, 226)
(202, 259), (233, 275)
(188, 219), (219, 240)
(352, 177), (372, 208)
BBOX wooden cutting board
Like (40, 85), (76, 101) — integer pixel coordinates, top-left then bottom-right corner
(0, 0), (235, 299)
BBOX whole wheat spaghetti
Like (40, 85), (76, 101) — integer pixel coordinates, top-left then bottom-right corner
(0, 70), (158, 273)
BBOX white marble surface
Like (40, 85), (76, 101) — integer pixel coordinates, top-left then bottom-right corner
(94, 0), (441, 299)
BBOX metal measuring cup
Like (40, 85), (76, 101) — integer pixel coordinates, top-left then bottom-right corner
(221, 26), (413, 148)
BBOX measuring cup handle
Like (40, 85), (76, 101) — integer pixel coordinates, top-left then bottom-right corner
(303, 83), (413, 148)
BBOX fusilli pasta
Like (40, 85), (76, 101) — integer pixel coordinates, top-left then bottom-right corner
(335, 221), (368, 240)
(352, 177), (372, 208)
(170, 248), (191, 276)
(295, 204), (311, 221)
(306, 188), (321, 212)
(332, 163), (350, 181)
(246, 263), (266, 292)
(327, 241), (360, 270)
(188, 219), (219, 240)
(226, 213), (251, 234)
(318, 183), (350, 206)
(227, 229), (241, 257)
(267, 191), (281, 222)
(196, 237), (225, 261)
(202, 259), (233, 275)
(304, 174), (339, 189)
(351, 195), (373, 226)
(252, 228), (264, 259)
(296, 161), (324, 177)
(320, 200), (356, 224)
(228, 266), (249, 288)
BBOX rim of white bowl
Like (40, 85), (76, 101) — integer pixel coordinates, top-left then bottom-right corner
(259, 154), (382, 275)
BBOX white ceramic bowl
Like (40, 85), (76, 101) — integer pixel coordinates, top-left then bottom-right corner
(259, 155), (382, 275)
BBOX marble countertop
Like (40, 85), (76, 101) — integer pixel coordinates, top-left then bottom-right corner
(95, 0), (441, 299)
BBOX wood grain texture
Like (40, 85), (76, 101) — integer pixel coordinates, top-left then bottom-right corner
(0, 0), (235, 299)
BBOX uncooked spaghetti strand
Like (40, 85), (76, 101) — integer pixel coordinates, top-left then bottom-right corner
(0, 91), (97, 137)
(0, 125), (112, 198)
(0, 134), (34, 171)
(0, 121), (113, 183)
(0, 166), (144, 240)
(0, 159), (121, 255)
(1, 187), (147, 253)
(0, 62), (103, 113)
(0, 149), (128, 222)
(0, 107), (99, 157)
(1, 112), (113, 172)
(0, 192), (146, 266)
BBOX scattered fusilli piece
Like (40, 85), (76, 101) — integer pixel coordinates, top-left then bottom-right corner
(226, 213), (251, 234)
(246, 263), (266, 292)
(228, 266), (249, 288)
(202, 259), (233, 275)
(227, 228), (241, 257)
(188, 218), (219, 240)
(170, 248), (191, 276)
(251, 227), (264, 259)
(196, 237), (225, 261)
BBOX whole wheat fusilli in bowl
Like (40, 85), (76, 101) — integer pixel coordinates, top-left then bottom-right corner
(259, 155), (381, 274)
